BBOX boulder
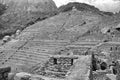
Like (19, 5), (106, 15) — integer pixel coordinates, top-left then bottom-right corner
(8, 73), (16, 80)
(106, 74), (116, 80)
(30, 76), (44, 80)
(2, 36), (11, 43)
(14, 72), (31, 80)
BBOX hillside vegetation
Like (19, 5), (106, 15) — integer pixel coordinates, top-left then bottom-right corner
(0, 0), (58, 39)
(58, 2), (120, 41)
(58, 2), (113, 16)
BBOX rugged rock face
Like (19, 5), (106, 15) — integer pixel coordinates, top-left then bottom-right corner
(0, 0), (57, 12)
(0, 0), (58, 39)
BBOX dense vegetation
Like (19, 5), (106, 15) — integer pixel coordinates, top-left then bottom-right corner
(0, 3), (58, 39)
(58, 2), (113, 16)
(58, 2), (100, 12)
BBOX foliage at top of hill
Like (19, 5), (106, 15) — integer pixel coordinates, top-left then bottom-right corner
(58, 2), (113, 16)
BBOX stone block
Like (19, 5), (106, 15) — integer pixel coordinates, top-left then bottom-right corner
(106, 74), (116, 80)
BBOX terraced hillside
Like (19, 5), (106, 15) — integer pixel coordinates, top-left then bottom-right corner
(1, 2), (120, 80)
(0, 8), (105, 73)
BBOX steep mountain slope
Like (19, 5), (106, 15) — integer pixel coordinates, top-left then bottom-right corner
(0, 0), (58, 39)
(57, 2), (119, 41)
(0, 3), (109, 71)
(83, 12), (120, 42)
(17, 10), (103, 41)
(0, 0), (57, 12)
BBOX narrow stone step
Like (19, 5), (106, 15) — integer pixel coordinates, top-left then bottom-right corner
(13, 56), (46, 63)
(45, 70), (66, 74)
(10, 57), (43, 64)
(7, 59), (40, 66)
(44, 70), (66, 78)
(18, 51), (50, 57)
(14, 52), (48, 58)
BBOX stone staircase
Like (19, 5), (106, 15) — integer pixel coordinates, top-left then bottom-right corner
(32, 66), (67, 79)
(44, 70), (66, 78)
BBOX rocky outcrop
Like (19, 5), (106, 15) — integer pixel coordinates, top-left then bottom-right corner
(14, 72), (31, 80)
(0, 0), (58, 39)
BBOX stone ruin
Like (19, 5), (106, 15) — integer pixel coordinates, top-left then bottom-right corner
(1, 49), (120, 80)
(31, 55), (78, 78)
(13, 55), (91, 80)
(92, 52), (120, 80)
